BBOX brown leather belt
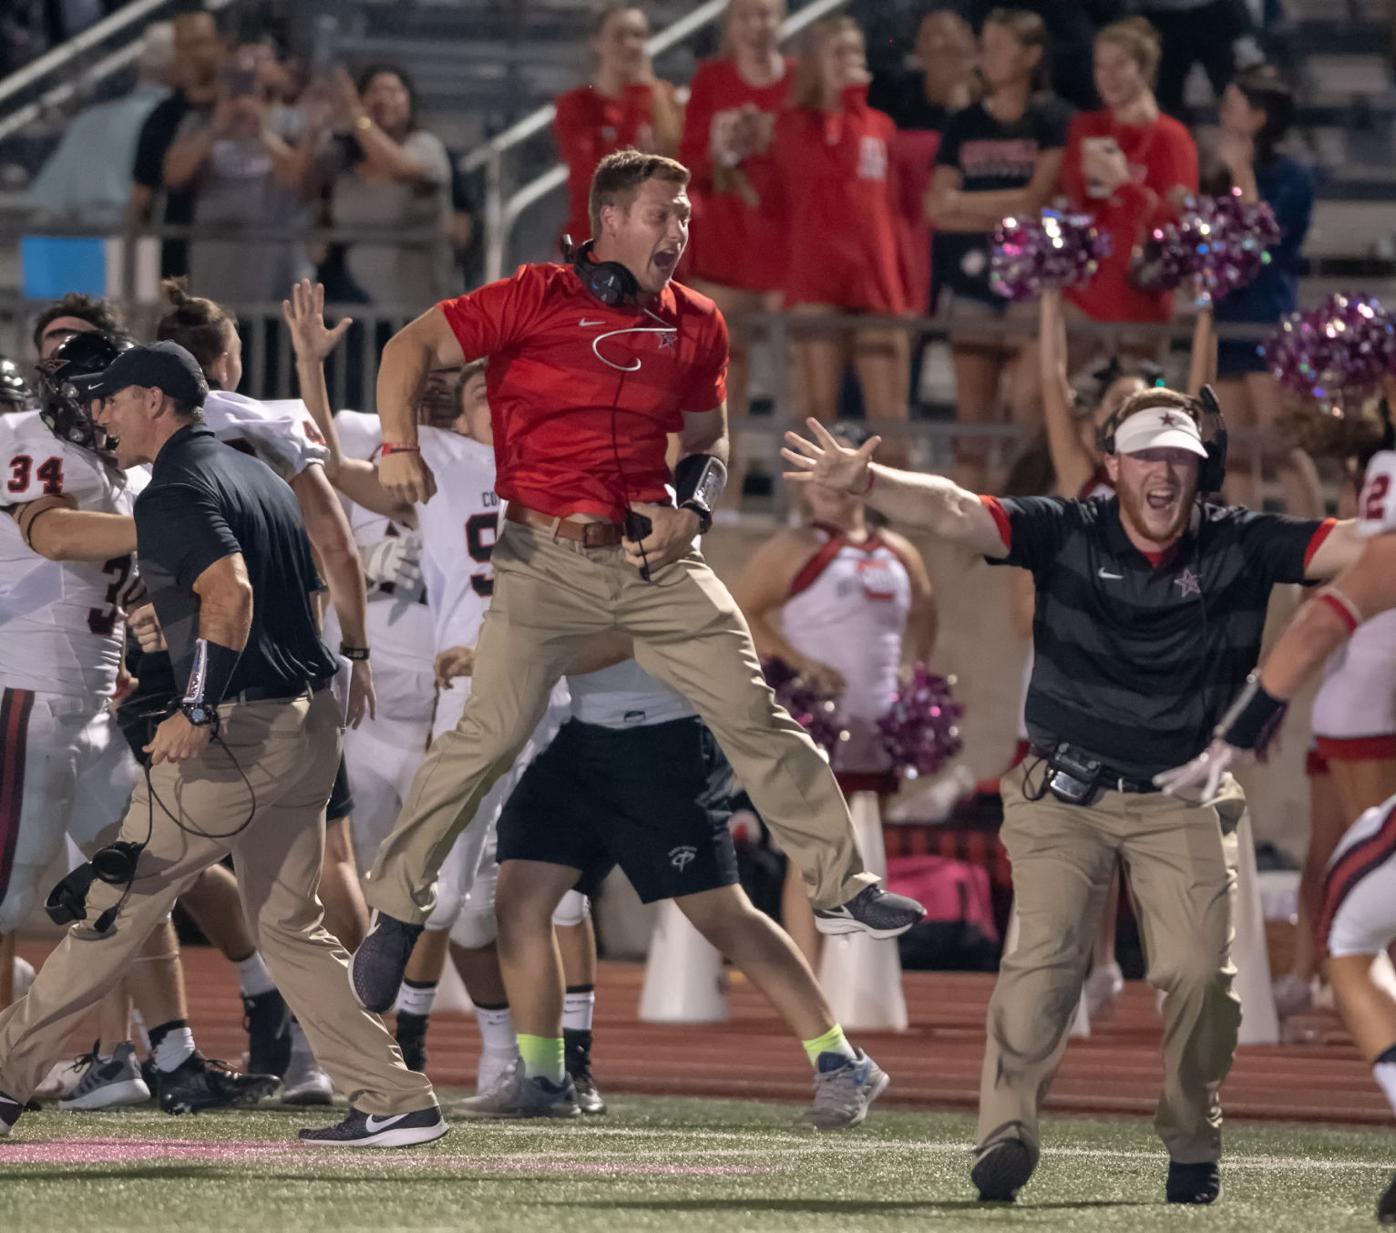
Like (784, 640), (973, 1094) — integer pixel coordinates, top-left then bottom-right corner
(505, 502), (624, 547)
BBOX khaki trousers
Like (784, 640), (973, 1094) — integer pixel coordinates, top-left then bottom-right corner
(0, 691), (433, 1116)
(366, 520), (871, 922)
(977, 762), (1244, 1164)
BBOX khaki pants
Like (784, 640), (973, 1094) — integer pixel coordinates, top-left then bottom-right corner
(977, 762), (1244, 1165)
(366, 520), (871, 922)
(0, 691), (432, 1116)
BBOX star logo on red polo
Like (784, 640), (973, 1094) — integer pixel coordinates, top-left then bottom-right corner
(1173, 567), (1202, 598)
(658, 330), (677, 349)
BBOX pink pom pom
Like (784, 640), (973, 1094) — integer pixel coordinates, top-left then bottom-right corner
(990, 209), (1111, 302)
(876, 664), (964, 781)
(1262, 292), (1396, 406)
(1130, 189), (1281, 300)
(762, 657), (847, 758)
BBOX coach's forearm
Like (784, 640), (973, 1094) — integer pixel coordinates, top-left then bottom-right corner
(864, 466), (993, 544)
(294, 465), (369, 647)
(376, 327), (434, 448)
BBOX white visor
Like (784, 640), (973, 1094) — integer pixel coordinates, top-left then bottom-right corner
(1113, 406), (1208, 458)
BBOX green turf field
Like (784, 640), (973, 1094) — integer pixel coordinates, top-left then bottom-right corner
(1, 1095), (1389, 1233)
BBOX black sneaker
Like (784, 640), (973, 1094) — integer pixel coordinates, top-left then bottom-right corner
(155, 1053), (281, 1115)
(299, 1104), (447, 1148)
(972, 1138), (1036, 1202)
(243, 989), (292, 1078)
(395, 1011), (429, 1074)
(1166, 1160), (1222, 1205)
(813, 885), (926, 939)
(0, 1091), (36, 1137)
(349, 912), (423, 1013)
(1378, 1172), (1396, 1224)
(564, 1029), (606, 1116)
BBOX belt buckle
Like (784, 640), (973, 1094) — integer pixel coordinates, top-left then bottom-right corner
(580, 522), (609, 548)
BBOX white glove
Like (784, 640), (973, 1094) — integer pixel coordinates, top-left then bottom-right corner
(360, 531), (423, 592)
(1153, 738), (1244, 803)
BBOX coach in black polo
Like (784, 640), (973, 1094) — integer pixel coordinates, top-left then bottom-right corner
(782, 394), (1364, 1205)
(0, 342), (444, 1149)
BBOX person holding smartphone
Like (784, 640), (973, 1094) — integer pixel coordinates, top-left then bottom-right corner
(1061, 19), (1198, 329)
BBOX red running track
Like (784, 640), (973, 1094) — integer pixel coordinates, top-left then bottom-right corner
(18, 944), (1387, 1125)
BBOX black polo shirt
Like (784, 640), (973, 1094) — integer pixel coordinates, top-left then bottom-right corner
(984, 494), (1334, 779)
(133, 423), (336, 697)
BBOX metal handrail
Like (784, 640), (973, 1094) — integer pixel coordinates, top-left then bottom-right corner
(0, 0), (240, 145)
(478, 0), (852, 282)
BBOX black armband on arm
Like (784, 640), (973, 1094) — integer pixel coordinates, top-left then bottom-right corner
(181, 637), (242, 723)
(1216, 674), (1287, 754)
(674, 453), (728, 533)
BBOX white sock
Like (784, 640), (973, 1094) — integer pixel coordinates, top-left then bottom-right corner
(289, 1019), (311, 1058)
(395, 980), (437, 1018)
(475, 1005), (516, 1055)
(236, 953), (275, 998)
(153, 1026), (196, 1074)
(1374, 1060), (1396, 1116)
(562, 986), (595, 1033)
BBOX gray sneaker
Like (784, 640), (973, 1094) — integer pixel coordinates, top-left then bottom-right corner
(455, 1062), (580, 1119)
(59, 1041), (151, 1111)
(282, 1050), (334, 1106)
(813, 886), (925, 939)
(802, 1050), (889, 1131)
(349, 911), (424, 1013)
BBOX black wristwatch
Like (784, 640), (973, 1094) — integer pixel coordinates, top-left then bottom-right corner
(181, 702), (220, 729)
(679, 499), (713, 535)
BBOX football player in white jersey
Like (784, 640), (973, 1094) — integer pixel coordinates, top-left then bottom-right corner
(455, 634), (889, 1128)
(303, 343), (588, 1098)
(1157, 439), (1396, 1223)
(2, 332), (278, 1114)
(733, 421), (936, 966)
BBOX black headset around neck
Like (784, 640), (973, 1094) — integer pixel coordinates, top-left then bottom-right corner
(563, 236), (640, 308)
(1097, 385), (1230, 495)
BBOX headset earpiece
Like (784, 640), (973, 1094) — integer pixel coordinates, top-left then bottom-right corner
(570, 239), (639, 308)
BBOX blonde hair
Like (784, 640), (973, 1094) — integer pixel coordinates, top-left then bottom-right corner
(790, 16), (862, 110)
(1095, 17), (1162, 88)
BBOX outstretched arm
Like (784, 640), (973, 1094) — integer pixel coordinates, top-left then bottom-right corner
(782, 419), (1007, 558)
(1039, 290), (1098, 497)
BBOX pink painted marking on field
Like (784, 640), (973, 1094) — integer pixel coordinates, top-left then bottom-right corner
(0, 1138), (288, 1166)
(492, 1156), (781, 1177)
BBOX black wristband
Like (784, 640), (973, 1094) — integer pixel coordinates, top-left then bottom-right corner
(1216, 675), (1287, 753)
(182, 637), (242, 709)
(674, 453), (727, 510)
(339, 644), (370, 662)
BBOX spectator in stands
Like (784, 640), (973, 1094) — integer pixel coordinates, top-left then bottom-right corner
(1208, 66), (1315, 511)
(30, 24), (174, 228)
(29, 292), (126, 361)
(128, 7), (225, 279)
(161, 36), (313, 303)
(309, 64), (453, 308)
(1061, 18), (1198, 332)
(770, 17), (909, 442)
(925, 8), (1072, 491)
(1136, 0), (1260, 117)
(733, 422), (937, 963)
(956, 0), (1125, 113)
(870, 9), (977, 318)
(554, 3), (683, 248)
(679, 0), (791, 420)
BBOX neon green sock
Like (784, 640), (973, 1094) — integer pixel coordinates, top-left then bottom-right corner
(517, 1033), (565, 1083)
(802, 1024), (857, 1069)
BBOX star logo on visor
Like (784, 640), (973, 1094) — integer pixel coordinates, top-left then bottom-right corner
(1159, 412), (1179, 427)
(1173, 567), (1202, 598)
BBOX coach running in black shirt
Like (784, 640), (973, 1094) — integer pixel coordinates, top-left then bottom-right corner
(782, 390), (1364, 1205)
(0, 342), (444, 1149)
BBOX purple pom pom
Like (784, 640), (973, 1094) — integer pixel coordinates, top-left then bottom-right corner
(1130, 189), (1281, 300)
(1262, 292), (1396, 406)
(990, 208), (1111, 302)
(763, 657), (847, 758)
(876, 664), (964, 781)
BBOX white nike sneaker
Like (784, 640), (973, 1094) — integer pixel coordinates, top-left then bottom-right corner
(1083, 961), (1124, 1018)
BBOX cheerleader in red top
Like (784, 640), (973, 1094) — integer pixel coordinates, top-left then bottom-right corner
(733, 423), (938, 965)
(552, 4), (683, 248)
(680, 0), (793, 418)
(1060, 18), (1198, 328)
(769, 18), (910, 437)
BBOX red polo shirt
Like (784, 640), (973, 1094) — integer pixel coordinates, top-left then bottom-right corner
(437, 263), (729, 522)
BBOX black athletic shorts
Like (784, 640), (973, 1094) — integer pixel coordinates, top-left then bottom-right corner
(496, 715), (740, 903)
(327, 754), (354, 820)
